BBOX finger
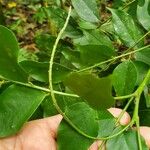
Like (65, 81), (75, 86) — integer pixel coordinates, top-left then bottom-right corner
(37, 114), (63, 138)
(108, 108), (131, 125)
(140, 127), (150, 148)
(89, 141), (105, 150)
(24, 114), (63, 139)
(89, 141), (99, 150)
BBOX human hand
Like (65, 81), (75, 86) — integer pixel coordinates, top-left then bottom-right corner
(0, 109), (150, 150)
(0, 114), (62, 150)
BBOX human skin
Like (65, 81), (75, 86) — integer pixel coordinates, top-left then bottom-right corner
(0, 108), (150, 150)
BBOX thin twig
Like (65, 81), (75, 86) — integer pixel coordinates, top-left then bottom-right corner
(78, 45), (150, 72)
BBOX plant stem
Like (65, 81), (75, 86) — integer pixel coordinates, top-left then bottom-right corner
(133, 69), (150, 121)
(123, 0), (136, 9)
(125, 30), (150, 53)
(114, 93), (135, 100)
(100, 0), (136, 25)
(136, 117), (142, 150)
(99, 141), (106, 150)
(78, 45), (150, 72)
(116, 97), (134, 125)
(0, 76), (135, 100)
(132, 69), (150, 150)
(48, 6), (71, 109)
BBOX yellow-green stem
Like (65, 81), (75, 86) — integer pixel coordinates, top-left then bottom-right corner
(78, 45), (150, 72)
(132, 69), (150, 150)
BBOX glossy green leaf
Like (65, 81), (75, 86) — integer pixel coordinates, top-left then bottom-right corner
(61, 47), (82, 69)
(97, 110), (115, 137)
(19, 60), (71, 83)
(74, 30), (114, 50)
(134, 61), (149, 86)
(64, 73), (115, 109)
(137, 0), (150, 30)
(42, 96), (65, 117)
(78, 45), (115, 66)
(106, 128), (148, 150)
(52, 63), (72, 83)
(0, 84), (46, 137)
(109, 9), (143, 47)
(19, 61), (49, 82)
(112, 61), (137, 96)
(135, 48), (150, 66)
(58, 121), (93, 150)
(66, 102), (99, 135)
(0, 25), (28, 82)
(78, 20), (97, 29)
(71, 0), (99, 23)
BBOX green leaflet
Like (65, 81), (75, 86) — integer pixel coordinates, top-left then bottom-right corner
(19, 60), (71, 83)
(78, 45), (115, 66)
(61, 47), (82, 69)
(58, 120), (93, 150)
(112, 61), (137, 96)
(57, 102), (97, 150)
(74, 30), (114, 50)
(109, 9), (143, 48)
(97, 110), (116, 138)
(78, 20), (97, 30)
(135, 48), (150, 66)
(0, 84), (46, 137)
(71, 0), (100, 23)
(0, 25), (28, 82)
(134, 61), (149, 86)
(106, 128), (148, 150)
(64, 72), (115, 109)
(137, 0), (150, 31)
(58, 102), (115, 150)
(19, 61), (49, 82)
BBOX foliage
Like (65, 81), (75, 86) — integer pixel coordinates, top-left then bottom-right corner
(0, 0), (150, 149)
